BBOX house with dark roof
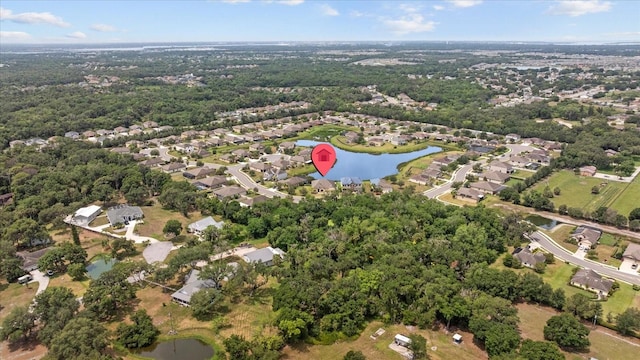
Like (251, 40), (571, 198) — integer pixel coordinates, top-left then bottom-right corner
(579, 166), (597, 177)
(570, 269), (614, 297)
(370, 178), (393, 194)
(571, 226), (602, 250)
(193, 176), (228, 190)
(183, 167), (216, 180)
(488, 161), (514, 174)
(212, 186), (247, 200)
(457, 187), (484, 202)
(469, 181), (506, 195)
(106, 204), (144, 226)
(242, 247), (285, 267)
(480, 171), (511, 184)
(512, 247), (546, 268)
(17, 248), (53, 272)
(161, 162), (186, 173)
(239, 195), (269, 208)
(621, 243), (640, 272)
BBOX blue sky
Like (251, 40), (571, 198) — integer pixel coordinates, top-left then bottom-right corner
(1, 1), (638, 44)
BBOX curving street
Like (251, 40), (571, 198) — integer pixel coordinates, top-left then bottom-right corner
(529, 231), (640, 286)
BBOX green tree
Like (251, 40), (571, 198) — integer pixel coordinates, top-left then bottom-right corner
(223, 334), (252, 360)
(163, 219), (183, 236)
(82, 266), (136, 320)
(408, 334), (428, 360)
(629, 208), (640, 221)
(519, 340), (565, 360)
(484, 323), (521, 357)
(343, 350), (367, 360)
(34, 286), (80, 345)
(67, 263), (87, 280)
(116, 309), (160, 349)
(544, 313), (590, 350)
(111, 238), (137, 259)
(190, 288), (222, 321)
(616, 307), (640, 336)
(71, 225), (81, 246)
(0, 305), (37, 344)
(47, 317), (111, 360)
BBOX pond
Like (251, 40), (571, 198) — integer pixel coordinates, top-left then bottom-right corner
(295, 140), (442, 180)
(132, 338), (215, 360)
(525, 215), (560, 230)
(86, 258), (118, 280)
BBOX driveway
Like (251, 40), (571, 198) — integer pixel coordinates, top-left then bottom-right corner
(143, 241), (174, 264)
(125, 220), (158, 244)
(225, 164), (303, 203)
(29, 270), (49, 296)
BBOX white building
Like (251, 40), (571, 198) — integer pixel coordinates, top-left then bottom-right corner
(73, 205), (102, 226)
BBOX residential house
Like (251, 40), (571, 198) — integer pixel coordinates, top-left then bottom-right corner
(605, 149), (619, 157)
(312, 179), (336, 193)
(570, 269), (614, 298)
(193, 176), (228, 190)
(174, 143), (195, 153)
(512, 247), (546, 268)
(142, 121), (158, 128)
(390, 136), (407, 146)
(368, 137), (385, 147)
(17, 248), (53, 272)
(272, 159), (289, 170)
(488, 161), (514, 174)
(408, 174), (430, 186)
(0, 193), (14, 206)
(114, 126), (129, 134)
(621, 243), (640, 271)
(579, 166), (597, 177)
(370, 178), (393, 194)
(505, 133), (521, 143)
(456, 187), (484, 202)
(161, 162), (186, 173)
(111, 147), (131, 155)
(480, 171), (511, 184)
(509, 156), (530, 168)
(278, 176), (308, 188)
(432, 155), (458, 168)
(238, 195), (269, 208)
(289, 155), (306, 167)
(249, 143), (266, 153)
(72, 205), (102, 226)
(82, 130), (96, 138)
(212, 186), (247, 200)
(571, 226), (602, 250)
(278, 141), (296, 153)
(219, 154), (236, 163)
(250, 162), (272, 173)
(171, 269), (216, 306)
(341, 177), (363, 191)
(183, 167), (216, 180)
(469, 181), (506, 195)
(263, 168), (287, 181)
(231, 149), (250, 160)
(242, 247), (286, 267)
(187, 216), (224, 236)
(344, 131), (360, 144)
(140, 157), (165, 167)
(106, 204), (144, 226)
(64, 131), (80, 139)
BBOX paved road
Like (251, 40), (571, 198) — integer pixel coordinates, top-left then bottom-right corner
(125, 220), (159, 244)
(423, 163), (473, 199)
(226, 164), (303, 203)
(529, 231), (640, 285)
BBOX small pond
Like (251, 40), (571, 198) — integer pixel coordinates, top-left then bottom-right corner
(86, 258), (118, 280)
(132, 338), (215, 360)
(525, 215), (560, 230)
(295, 140), (442, 180)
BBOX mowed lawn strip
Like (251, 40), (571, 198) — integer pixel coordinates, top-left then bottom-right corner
(610, 174), (640, 218)
(533, 170), (626, 212)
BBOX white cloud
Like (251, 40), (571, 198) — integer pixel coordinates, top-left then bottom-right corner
(446, 0), (483, 8)
(90, 23), (117, 32)
(433, 5), (445, 11)
(320, 4), (339, 16)
(384, 13), (436, 35)
(221, 0), (304, 5)
(0, 7), (70, 27)
(221, 0), (251, 3)
(66, 31), (87, 39)
(274, 0), (304, 5)
(547, 1), (612, 17)
(0, 31), (32, 40)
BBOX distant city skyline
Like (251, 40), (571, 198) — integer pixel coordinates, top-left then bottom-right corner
(1, 1), (639, 44)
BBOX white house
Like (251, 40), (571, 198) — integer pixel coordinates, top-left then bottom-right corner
(73, 205), (102, 226)
(188, 216), (224, 236)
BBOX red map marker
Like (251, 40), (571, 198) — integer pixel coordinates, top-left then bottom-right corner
(311, 144), (336, 177)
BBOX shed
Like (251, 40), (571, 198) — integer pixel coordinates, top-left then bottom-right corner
(453, 334), (463, 343)
(73, 205), (102, 225)
(394, 334), (411, 347)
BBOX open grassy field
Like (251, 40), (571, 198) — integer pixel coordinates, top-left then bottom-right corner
(135, 203), (203, 240)
(511, 169), (535, 180)
(517, 303), (640, 360)
(0, 283), (38, 323)
(610, 174), (640, 218)
(330, 136), (433, 154)
(282, 321), (487, 360)
(533, 170), (627, 213)
(543, 223), (579, 252)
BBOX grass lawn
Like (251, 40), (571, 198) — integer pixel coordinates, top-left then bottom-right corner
(511, 169), (535, 180)
(0, 282), (38, 323)
(88, 215), (110, 227)
(282, 321), (487, 360)
(542, 224), (579, 252)
(397, 150), (462, 181)
(517, 303), (640, 360)
(135, 203), (203, 240)
(48, 273), (90, 298)
(533, 170), (627, 213)
(610, 174), (640, 218)
(287, 164), (315, 177)
(439, 193), (474, 207)
(330, 136), (433, 155)
(604, 283), (640, 318)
